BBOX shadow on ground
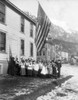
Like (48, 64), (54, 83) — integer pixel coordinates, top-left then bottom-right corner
(12, 75), (73, 100)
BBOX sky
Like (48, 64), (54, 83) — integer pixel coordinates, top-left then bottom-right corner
(10, 0), (78, 32)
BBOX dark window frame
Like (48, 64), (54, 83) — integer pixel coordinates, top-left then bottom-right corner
(0, 32), (6, 53)
(0, 1), (5, 24)
(43, 50), (45, 56)
(30, 22), (33, 37)
(30, 42), (33, 57)
(21, 16), (25, 33)
(20, 39), (24, 56)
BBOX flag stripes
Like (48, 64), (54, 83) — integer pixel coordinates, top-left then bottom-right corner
(37, 17), (48, 51)
(36, 16), (46, 47)
(35, 19), (44, 44)
(35, 3), (51, 53)
(38, 21), (51, 52)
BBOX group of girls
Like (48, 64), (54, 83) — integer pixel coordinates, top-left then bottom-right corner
(7, 56), (62, 78)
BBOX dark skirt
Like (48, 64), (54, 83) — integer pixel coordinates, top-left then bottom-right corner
(21, 68), (26, 76)
(33, 70), (38, 77)
(38, 69), (42, 77)
(52, 67), (57, 78)
(27, 69), (32, 76)
(40, 74), (47, 78)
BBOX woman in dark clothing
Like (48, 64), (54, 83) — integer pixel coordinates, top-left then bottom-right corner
(7, 57), (16, 76)
(15, 60), (21, 76)
(25, 59), (29, 77)
(56, 60), (62, 78)
(52, 60), (57, 79)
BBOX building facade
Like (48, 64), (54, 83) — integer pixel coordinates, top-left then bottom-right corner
(37, 36), (69, 62)
(0, 0), (37, 74)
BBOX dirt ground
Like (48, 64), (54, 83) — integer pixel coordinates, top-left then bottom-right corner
(37, 64), (78, 100)
(0, 64), (78, 100)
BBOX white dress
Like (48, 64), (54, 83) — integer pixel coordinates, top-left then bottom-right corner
(41, 65), (48, 75)
(33, 64), (39, 71)
(21, 63), (25, 75)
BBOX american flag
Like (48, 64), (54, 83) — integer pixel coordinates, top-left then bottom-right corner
(35, 3), (51, 54)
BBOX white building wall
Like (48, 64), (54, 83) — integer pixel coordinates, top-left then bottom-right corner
(0, 5), (36, 74)
(61, 51), (68, 60)
(6, 6), (21, 60)
(24, 17), (36, 60)
(6, 6), (36, 60)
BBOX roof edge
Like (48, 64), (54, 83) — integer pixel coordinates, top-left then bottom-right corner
(1, 0), (36, 25)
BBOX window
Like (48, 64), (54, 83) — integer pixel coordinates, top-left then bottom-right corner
(30, 23), (33, 37)
(0, 2), (5, 23)
(30, 43), (33, 57)
(21, 39), (24, 55)
(0, 32), (6, 52)
(43, 50), (45, 56)
(21, 16), (24, 33)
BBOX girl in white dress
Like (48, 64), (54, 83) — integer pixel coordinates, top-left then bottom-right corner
(20, 59), (26, 76)
(41, 62), (48, 78)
